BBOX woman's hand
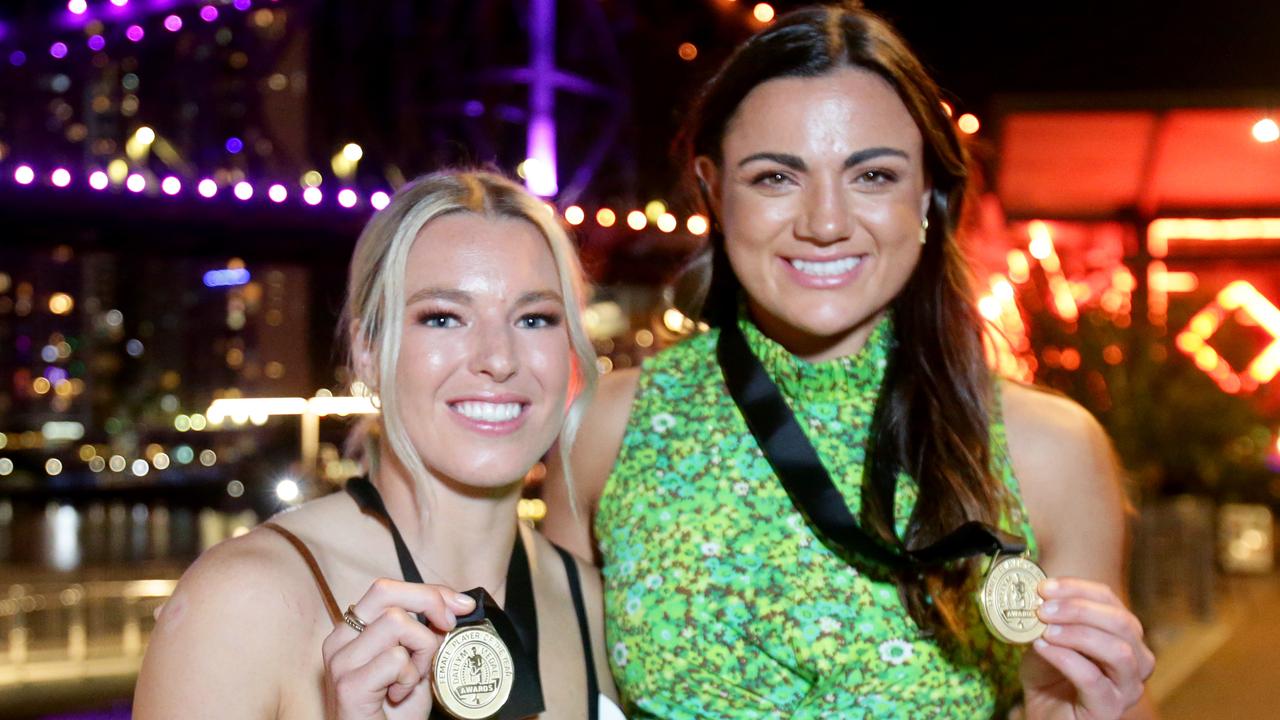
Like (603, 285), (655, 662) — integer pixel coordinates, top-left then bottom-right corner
(1020, 577), (1155, 720)
(321, 578), (477, 720)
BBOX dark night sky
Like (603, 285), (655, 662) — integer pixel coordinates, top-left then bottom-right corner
(866, 1), (1280, 105)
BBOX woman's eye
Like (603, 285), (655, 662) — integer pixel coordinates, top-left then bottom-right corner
(517, 313), (561, 329)
(751, 171), (792, 187)
(857, 169), (897, 184)
(418, 312), (462, 328)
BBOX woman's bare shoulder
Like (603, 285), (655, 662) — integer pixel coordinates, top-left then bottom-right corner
(541, 367), (641, 559)
(998, 379), (1128, 582)
(133, 526), (324, 718)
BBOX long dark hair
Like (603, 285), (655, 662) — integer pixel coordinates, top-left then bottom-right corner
(679, 3), (1005, 644)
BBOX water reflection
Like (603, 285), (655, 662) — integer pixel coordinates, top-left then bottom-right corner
(49, 504), (80, 571)
(0, 500), (258, 571)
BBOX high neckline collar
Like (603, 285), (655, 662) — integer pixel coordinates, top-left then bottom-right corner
(735, 311), (894, 400)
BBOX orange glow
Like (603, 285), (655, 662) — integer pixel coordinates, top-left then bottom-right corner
(1194, 346), (1219, 371)
(977, 295), (1001, 321)
(1112, 268), (1136, 293)
(1027, 221), (1053, 260)
(753, 3), (775, 22)
(1060, 348), (1081, 370)
(1147, 217), (1280, 258)
(1175, 331), (1204, 354)
(957, 113), (980, 135)
(1103, 345), (1124, 365)
(1007, 250), (1030, 284)
(678, 42), (698, 61)
(1150, 270), (1198, 293)
(1049, 277), (1079, 322)
(687, 214), (710, 236)
(940, 101), (954, 118)
(1253, 118), (1280, 143)
(992, 278), (1015, 302)
(1177, 280), (1280, 391)
(596, 208), (616, 227)
(1189, 310), (1220, 338)
(626, 210), (647, 230)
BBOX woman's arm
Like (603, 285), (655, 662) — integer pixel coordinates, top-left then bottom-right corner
(541, 366), (641, 563)
(1002, 381), (1157, 720)
(133, 532), (304, 719)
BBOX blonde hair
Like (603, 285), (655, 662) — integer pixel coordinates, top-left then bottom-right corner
(340, 169), (597, 499)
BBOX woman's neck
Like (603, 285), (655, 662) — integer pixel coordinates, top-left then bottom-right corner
(370, 443), (523, 603)
(745, 299), (885, 363)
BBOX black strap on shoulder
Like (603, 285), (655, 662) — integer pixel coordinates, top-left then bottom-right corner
(345, 477), (545, 719)
(554, 544), (599, 720)
(715, 321), (1026, 571)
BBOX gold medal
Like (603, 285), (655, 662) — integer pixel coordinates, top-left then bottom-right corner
(431, 619), (515, 719)
(978, 555), (1047, 644)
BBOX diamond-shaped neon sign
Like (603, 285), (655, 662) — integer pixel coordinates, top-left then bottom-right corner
(1175, 281), (1280, 394)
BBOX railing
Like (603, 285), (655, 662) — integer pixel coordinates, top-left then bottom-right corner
(1, 578), (176, 687)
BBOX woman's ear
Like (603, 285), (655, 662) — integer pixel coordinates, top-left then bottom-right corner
(348, 318), (376, 390)
(694, 156), (723, 219)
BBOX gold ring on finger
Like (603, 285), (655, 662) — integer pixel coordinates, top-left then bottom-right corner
(343, 604), (369, 633)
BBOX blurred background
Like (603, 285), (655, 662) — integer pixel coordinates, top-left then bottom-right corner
(1, 0), (1278, 717)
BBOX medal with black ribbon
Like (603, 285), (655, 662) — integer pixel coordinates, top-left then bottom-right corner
(716, 320), (1046, 644)
(346, 477), (545, 718)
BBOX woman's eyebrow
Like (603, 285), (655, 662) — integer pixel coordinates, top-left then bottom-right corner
(736, 146), (908, 171)
(843, 146), (908, 168)
(738, 152), (805, 170)
(406, 288), (471, 306)
(514, 289), (564, 307)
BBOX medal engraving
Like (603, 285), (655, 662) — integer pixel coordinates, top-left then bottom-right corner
(432, 623), (515, 719)
(978, 555), (1047, 644)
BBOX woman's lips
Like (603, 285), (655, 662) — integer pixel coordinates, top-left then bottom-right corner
(778, 254), (868, 289)
(446, 399), (529, 436)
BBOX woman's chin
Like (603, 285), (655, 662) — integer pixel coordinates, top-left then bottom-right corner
(427, 458), (536, 497)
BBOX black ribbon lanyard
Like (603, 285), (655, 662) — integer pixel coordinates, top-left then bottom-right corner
(715, 321), (1027, 573)
(345, 477), (545, 720)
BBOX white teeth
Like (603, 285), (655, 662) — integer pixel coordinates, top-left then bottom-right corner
(789, 256), (862, 277)
(452, 401), (522, 423)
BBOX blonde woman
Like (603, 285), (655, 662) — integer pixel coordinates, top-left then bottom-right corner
(134, 170), (619, 719)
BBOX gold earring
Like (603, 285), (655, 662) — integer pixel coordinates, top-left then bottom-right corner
(919, 217), (929, 245)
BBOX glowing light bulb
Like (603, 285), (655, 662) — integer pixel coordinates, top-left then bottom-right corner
(753, 3), (775, 23)
(163, 15), (183, 32)
(276, 478), (300, 502)
(161, 176), (181, 195)
(125, 173), (146, 193)
(626, 210), (647, 230)
(14, 165), (35, 185)
(88, 171), (109, 190)
(564, 206), (585, 225)
(341, 143), (363, 162)
(302, 186), (323, 206)
(197, 178), (218, 198)
(233, 181), (253, 201)
(958, 113), (980, 135)
(370, 191), (390, 210)
(1253, 118), (1279, 144)
(268, 183), (288, 203)
(596, 208), (616, 227)
(68, 0), (88, 15)
(687, 214), (709, 235)
(51, 168), (71, 187)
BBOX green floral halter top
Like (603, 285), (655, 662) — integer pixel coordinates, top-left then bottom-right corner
(595, 315), (1036, 719)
